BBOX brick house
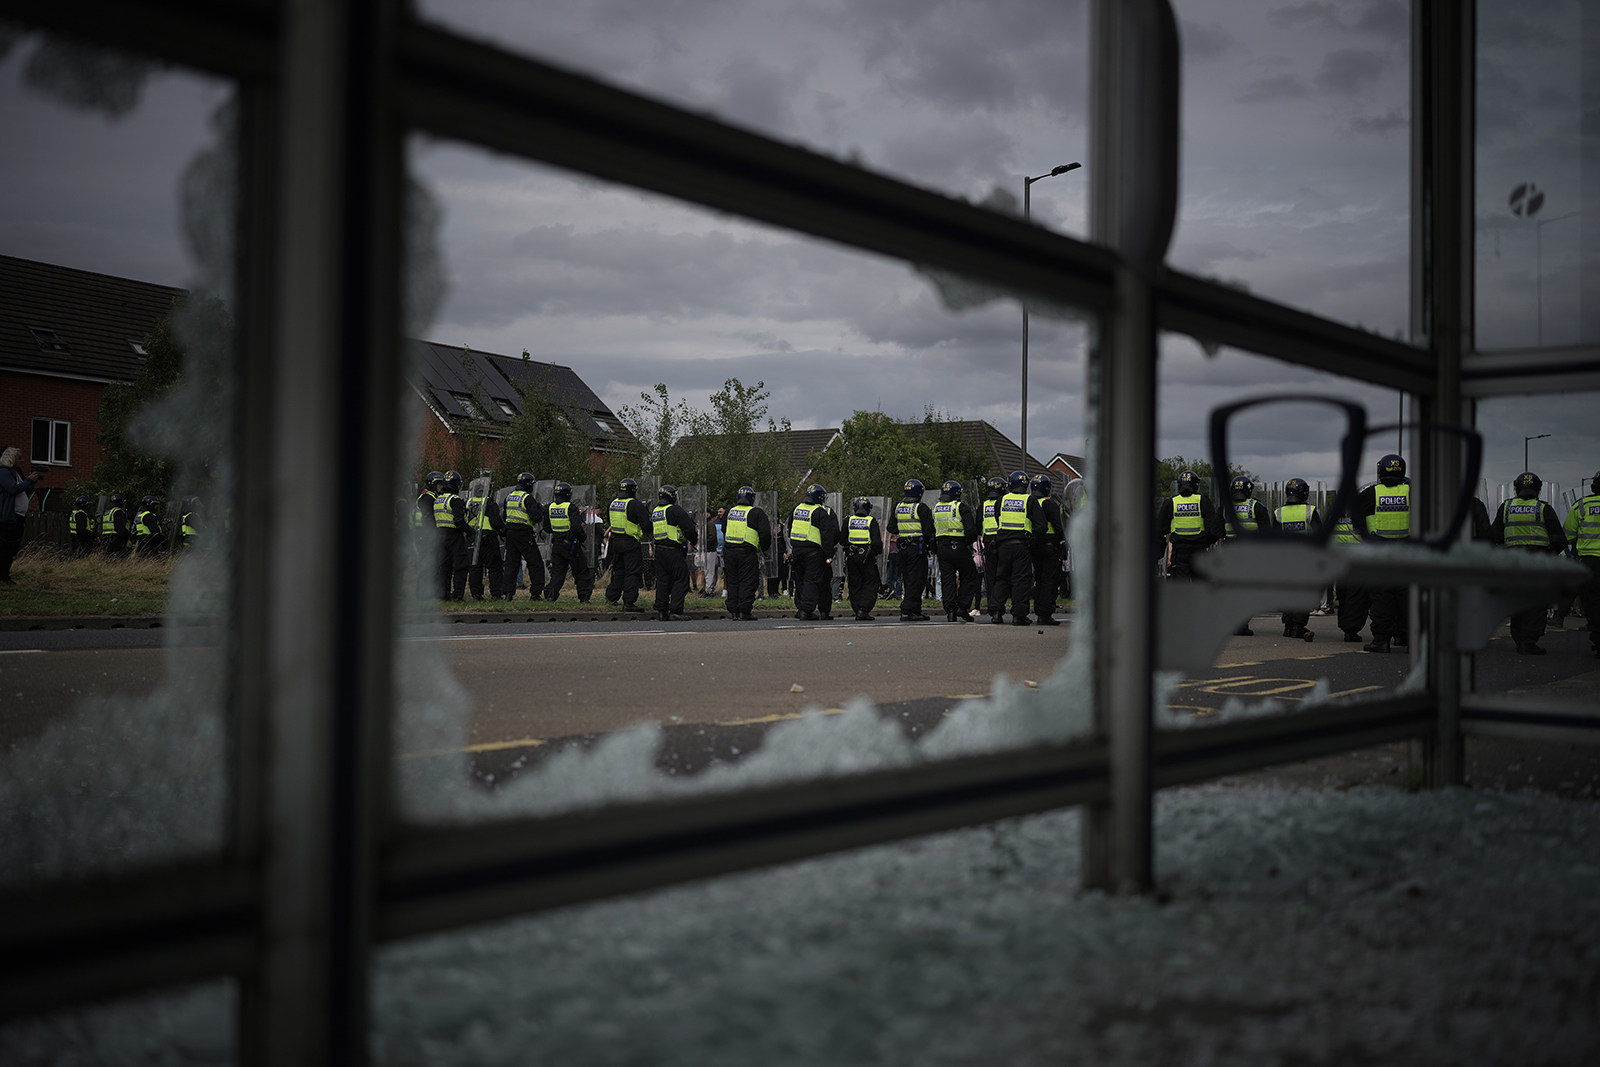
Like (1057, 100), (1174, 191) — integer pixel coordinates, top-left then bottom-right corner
(409, 340), (637, 477)
(0, 255), (185, 506)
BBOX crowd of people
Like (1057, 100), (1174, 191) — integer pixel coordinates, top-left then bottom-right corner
(1158, 455), (1600, 659)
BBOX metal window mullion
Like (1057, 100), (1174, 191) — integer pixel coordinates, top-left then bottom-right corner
(246, 2), (401, 1065)
(1413, 0), (1475, 788)
(1083, 0), (1181, 894)
(0, 0), (277, 81)
(394, 21), (1118, 317)
(1157, 269), (1437, 395)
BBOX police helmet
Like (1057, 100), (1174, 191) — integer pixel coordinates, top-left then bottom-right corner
(736, 485), (756, 505)
(852, 496), (872, 516)
(443, 471), (463, 493)
(986, 475), (1007, 497)
(619, 477), (638, 498)
(1377, 454), (1406, 484)
(141, 495), (158, 509)
(1514, 471), (1542, 499)
(659, 484), (678, 503)
(110, 493), (125, 508)
(1229, 474), (1253, 501)
(426, 471), (445, 491)
(940, 479), (961, 501)
(1007, 470), (1028, 493)
(553, 481), (572, 501)
(1284, 478), (1310, 504)
(903, 478), (925, 500)
(1176, 470), (1201, 495)
(75, 494), (91, 509)
(804, 483), (827, 505)
(516, 471), (536, 491)
(1030, 473), (1052, 497)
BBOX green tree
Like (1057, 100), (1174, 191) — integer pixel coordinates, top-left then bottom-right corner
(916, 407), (990, 485)
(492, 360), (598, 488)
(810, 410), (940, 501)
(93, 298), (227, 502)
(619, 378), (793, 506)
(1155, 455), (1256, 503)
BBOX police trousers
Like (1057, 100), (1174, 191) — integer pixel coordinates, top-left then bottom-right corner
(936, 539), (978, 615)
(654, 543), (689, 617)
(545, 540), (593, 602)
(724, 544), (762, 616)
(501, 525), (544, 601)
(992, 537), (1034, 620)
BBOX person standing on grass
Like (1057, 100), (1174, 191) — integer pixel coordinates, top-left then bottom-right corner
(0, 446), (45, 584)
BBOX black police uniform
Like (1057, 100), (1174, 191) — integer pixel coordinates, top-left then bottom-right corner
(933, 497), (980, 622)
(894, 498), (936, 620)
(1155, 491), (1222, 581)
(1030, 494), (1067, 624)
(1491, 494), (1567, 653)
(543, 498), (593, 602)
(604, 495), (652, 609)
(434, 489), (470, 601)
(99, 503), (131, 558)
(790, 500), (839, 620)
(414, 487), (438, 598)
(993, 491), (1043, 624)
(844, 511), (883, 620)
(69, 503), (96, 558)
(723, 502), (773, 619)
(1355, 480), (1411, 648)
(652, 498), (699, 618)
(466, 494), (505, 600)
(499, 487), (546, 601)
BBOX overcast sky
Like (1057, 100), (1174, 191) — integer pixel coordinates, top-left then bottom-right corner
(2, 0), (1595, 502)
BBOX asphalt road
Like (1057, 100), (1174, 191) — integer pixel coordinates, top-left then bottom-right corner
(5, 612), (1594, 783)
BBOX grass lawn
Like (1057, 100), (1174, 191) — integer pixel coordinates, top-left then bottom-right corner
(0, 544), (715, 618)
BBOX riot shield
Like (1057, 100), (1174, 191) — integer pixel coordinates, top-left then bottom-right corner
(825, 492), (845, 599)
(756, 490), (780, 595)
(865, 495), (890, 582)
(533, 479), (555, 548)
(465, 474), (492, 566)
(164, 499), (182, 553)
(570, 484), (598, 571)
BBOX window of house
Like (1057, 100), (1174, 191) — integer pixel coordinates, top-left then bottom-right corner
(128, 339), (148, 356)
(30, 417), (70, 465)
(451, 393), (482, 418)
(28, 326), (69, 353)
(495, 398), (515, 417)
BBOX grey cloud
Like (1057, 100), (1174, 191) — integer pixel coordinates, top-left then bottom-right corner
(1179, 19), (1236, 62)
(1314, 49), (1388, 97)
(1346, 107), (1407, 136)
(1271, 1), (1403, 36)
(712, 54), (799, 134)
(1236, 74), (1309, 104)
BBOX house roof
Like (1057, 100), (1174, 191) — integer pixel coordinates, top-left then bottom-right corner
(1047, 452), (1087, 480)
(901, 419), (1044, 476)
(409, 341), (635, 451)
(0, 255), (185, 384)
(665, 426), (840, 477)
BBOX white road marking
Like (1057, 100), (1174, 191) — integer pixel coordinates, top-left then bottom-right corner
(0, 649), (44, 655)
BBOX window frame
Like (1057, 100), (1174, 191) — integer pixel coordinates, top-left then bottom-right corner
(30, 416), (71, 466)
(0, 2), (1595, 1062)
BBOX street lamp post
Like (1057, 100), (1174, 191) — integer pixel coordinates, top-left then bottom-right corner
(1020, 162), (1081, 472)
(1524, 433), (1550, 472)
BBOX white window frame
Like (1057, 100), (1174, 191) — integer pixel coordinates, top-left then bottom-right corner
(30, 416), (70, 466)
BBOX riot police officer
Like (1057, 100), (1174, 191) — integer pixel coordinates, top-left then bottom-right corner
(500, 472), (546, 602)
(1155, 470), (1222, 581)
(1355, 454), (1410, 653)
(604, 477), (650, 612)
(894, 478), (936, 621)
(99, 492), (131, 557)
(980, 475), (1006, 617)
(69, 495), (96, 557)
(465, 481), (505, 601)
(652, 484), (699, 620)
(993, 470), (1043, 625)
(1563, 469), (1600, 660)
(1029, 474), (1067, 626)
(179, 497), (200, 550)
(724, 485), (772, 621)
(415, 471), (444, 599)
(543, 480), (593, 602)
(1274, 478), (1322, 641)
(434, 470), (470, 601)
(931, 479), (979, 623)
(1492, 471), (1567, 655)
(844, 497), (884, 621)
(789, 483), (839, 621)
(133, 495), (164, 557)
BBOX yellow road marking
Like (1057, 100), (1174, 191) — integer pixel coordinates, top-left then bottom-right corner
(1327, 685), (1383, 699)
(724, 707), (848, 726)
(401, 736), (549, 760)
(1170, 675), (1255, 689)
(1196, 678), (1320, 697)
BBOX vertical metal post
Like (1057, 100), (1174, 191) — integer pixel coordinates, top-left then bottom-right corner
(1021, 180), (1031, 471)
(1412, 0), (1473, 789)
(1084, 0), (1179, 893)
(246, 1), (402, 1064)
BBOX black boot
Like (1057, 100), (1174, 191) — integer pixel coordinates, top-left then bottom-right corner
(1363, 638), (1390, 653)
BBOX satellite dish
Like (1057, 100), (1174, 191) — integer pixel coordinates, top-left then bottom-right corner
(1508, 182), (1545, 218)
